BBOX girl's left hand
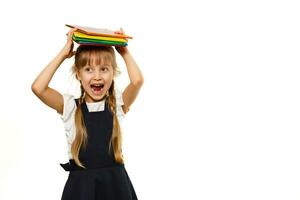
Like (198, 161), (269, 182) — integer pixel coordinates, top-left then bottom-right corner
(115, 28), (129, 56)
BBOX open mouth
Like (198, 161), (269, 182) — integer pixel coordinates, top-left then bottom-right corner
(91, 83), (104, 93)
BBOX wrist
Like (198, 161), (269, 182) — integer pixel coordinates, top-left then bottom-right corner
(120, 49), (131, 59)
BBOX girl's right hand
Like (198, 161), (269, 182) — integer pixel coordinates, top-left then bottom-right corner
(61, 28), (77, 59)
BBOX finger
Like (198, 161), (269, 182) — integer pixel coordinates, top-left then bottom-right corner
(70, 28), (77, 34)
(67, 28), (77, 37)
(67, 32), (75, 42)
(115, 27), (125, 35)
(117, 27), (125, 35)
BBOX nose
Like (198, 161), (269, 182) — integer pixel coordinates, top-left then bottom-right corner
(93, 70), (103, 80)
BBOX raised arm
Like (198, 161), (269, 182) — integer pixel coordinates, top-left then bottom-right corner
(115, 45), (144, 114)
(31, 29), (76, 114)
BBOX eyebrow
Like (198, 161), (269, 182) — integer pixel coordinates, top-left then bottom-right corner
(84, 64), (112, 68)
(83, 65), (113, 71)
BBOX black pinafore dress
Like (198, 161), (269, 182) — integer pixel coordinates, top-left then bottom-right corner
(60, 99), (138, 200)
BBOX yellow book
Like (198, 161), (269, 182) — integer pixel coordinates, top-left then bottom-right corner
(73, 32), (128, 43)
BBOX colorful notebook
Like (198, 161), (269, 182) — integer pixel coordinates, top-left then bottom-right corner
(73, 32), (128, 43)
(66, 24), (133, 39)
(66, 24), (132, 46)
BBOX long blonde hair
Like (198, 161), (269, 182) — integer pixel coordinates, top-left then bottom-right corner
(71, 45), (123, 168)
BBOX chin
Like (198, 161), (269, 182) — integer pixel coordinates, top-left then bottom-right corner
(93, 95), (107, 101)
(85, 93), (106, 103)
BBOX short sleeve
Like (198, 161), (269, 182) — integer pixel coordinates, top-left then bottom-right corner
(60, 94), (76, 132)
(115, 86), (125, 123)
(60, 94), (75, 121)
(58, 94), (77, 159)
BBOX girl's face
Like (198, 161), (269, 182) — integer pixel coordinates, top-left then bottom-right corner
(77, 63), (114, 103)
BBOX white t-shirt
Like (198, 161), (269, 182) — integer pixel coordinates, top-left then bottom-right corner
(59, 87), (125, 160)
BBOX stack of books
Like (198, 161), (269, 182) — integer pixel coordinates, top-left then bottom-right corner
(66, 24), (133, 46)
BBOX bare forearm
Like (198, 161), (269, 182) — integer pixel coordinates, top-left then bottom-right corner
(31, 50), (66, 93)
(122, 51), (144, 85)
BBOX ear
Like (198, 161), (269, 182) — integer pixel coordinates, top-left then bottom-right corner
(75, 71), (81, 81)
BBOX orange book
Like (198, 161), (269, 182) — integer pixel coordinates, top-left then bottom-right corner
(65, 24), (133, 39)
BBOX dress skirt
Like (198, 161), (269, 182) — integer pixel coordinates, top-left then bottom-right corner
(61, 162), (138, 200)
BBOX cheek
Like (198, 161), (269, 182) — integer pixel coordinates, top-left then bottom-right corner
(104, 72), (114, 82)
(79, 75), (91, 87)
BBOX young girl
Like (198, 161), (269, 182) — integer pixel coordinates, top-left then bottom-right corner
(31, 28), (143, 200)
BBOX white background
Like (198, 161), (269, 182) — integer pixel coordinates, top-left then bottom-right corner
(0, 0), (300, 199)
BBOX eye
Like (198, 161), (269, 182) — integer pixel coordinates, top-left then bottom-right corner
(84, 67), (93, 72)
(101, 67), (109, 72)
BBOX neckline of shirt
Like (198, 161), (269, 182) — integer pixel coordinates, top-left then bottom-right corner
(85, 99), (106, 112)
